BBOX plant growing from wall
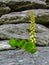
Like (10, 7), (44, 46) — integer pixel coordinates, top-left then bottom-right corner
(9, 11), (37, 54)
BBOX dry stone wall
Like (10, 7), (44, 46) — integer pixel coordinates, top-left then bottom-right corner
(0, 0), (49, 65)
(0, 0), (49, 48)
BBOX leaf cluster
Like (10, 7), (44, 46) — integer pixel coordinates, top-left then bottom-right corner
(9, 38), (37, 54)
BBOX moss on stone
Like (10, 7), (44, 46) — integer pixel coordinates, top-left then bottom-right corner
(0, 2), (6, 7)
(32, 2), (47, 9)
(6, 1), (47, 11)
(35, 14), (49, 26)
(6, 1), (32, 11)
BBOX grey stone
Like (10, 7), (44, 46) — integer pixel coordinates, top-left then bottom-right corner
(0, 47), (49, 65)
(0, 2), (11, 16)
(0, 0), (46, 5)
(0, 2), (6, 7)
(46, 0), (49, 8)
(0, 40), (14, 50)
(0, 9), (49, 25)
(0, 0), (46, 2)
(0, 0), (47, 11)
(0, 23), (49, 46)
(0, 7), (11, 16)
(6, 1), (46, 11)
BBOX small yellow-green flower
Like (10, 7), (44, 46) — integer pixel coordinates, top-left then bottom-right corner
(30, 11), (37, 53)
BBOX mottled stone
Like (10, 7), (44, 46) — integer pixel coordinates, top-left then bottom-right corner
(6, 1), (33, 11)
(31, 2), (46, 9)
(0, 2), (6, 7)
(0, 23), (49, 46)
(46, 0), (49, 5)
(0, 9), (49, 25)
(6, 1), (46, 11)
(35, 14), (49, 26)
(0, 7), (11, 16)
(46, 0), (49, 9)
(0, 47), (49, 65)
(0, 40), (14, 50)
(0, 0), (47, 11)
(0, 0), (46, 3)
(0, 11), (29, 24)
(0, 2), (11, 16)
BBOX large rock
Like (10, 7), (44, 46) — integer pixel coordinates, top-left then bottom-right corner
(0, 47), (49, 65)
(46, 0), (49, 8)
(6, 1), (47, 11)
(0, 0), (46, 5)
(0, 0), (47, 11)
(35, 14), (49, 26)
(0, 10), (49, 26)
(0, 2), (6, 7)
(0, 40), (12, 50)
(0, 2), (11, 16)
(0, 7), (11, 16)
(0, 23), (49, 46)
(0, 0), (46, 2)
(6, 1), (33, 11)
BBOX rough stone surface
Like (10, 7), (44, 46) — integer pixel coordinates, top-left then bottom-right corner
(0, 0), (49, 65)
(0, 7), (11, 16)
(0, 2), (6, 7)
(0, 9), (49, 25)
(6, 1), (46, 11)
(0, 23), (49, 46)
(46, 0), (49, 8)
(0, 0), (46, 2)
(0, 47), (49, 65)
(35, 14), (49, 26)
(0, 0), (47, 12)
(0, 40), (13, 50)
(6, 1), (33, 11)
(0, 2), (11, 16)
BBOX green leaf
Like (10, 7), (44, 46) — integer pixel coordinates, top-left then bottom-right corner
(20, 40), (37, 54)
(20, 39), (27, 49)
(15, 39), (21, 47)
(9, 38), (37, 54)
(24, 41), (37, 53)
(9, 38), (16, 47)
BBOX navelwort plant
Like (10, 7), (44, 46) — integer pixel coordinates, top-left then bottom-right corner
(9, 11), (37, 54)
